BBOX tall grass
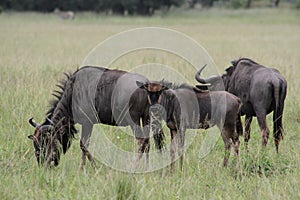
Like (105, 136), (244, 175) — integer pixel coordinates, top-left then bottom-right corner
(0, 9), (299, 199)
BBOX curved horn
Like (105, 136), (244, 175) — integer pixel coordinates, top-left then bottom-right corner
(195, 64), (209, 84)
(40, 125), (54, 133)
(46, 117), (54, 125)
(29, 117), (39, 128)
(195, 64), (221, 84)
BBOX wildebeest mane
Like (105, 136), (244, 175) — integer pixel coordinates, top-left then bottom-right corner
(231, 58), (259, 67)
(46, 73), (70, 119)
(46, 66), (110, 153)
(160, 79), (208, 93)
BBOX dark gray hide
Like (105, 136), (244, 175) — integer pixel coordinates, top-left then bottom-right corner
(195, 58), (287, 152)
(138, 81), (242, 170)
(29, 66), (163, 168)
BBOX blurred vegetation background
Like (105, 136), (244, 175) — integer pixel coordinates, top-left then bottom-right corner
(0, 0), (299, 15)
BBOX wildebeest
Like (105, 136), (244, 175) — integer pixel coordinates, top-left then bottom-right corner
(195, 58), (287, 152)
(28, 66), (164, 168)
(54, 8), (75, 20)
(137, 80), (242, 170)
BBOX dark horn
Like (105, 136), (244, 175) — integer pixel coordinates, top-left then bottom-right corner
(29, 117), (39, 128)
(195, 64), (221, 84)
(46, 117), (54, 125)
(195, 64), (208, 84)
(41, 125), (54, 133)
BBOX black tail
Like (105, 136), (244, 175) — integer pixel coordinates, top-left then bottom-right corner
(272, 79), (287, 152)
(236, 112), (243, 136)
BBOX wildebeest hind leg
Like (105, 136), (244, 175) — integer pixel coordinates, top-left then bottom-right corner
(244, 115), (253, 148)
(177, 128), (186, 172)
(256, 113), (270, 147)
(236, 113), (243, 136)
(221, 126), (234, 167)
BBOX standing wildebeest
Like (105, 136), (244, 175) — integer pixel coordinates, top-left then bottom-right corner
(54, 8), (75, 20)
(28, 66), (164, 168)
(195, 58), (287, 152)
(137, 80), (242, 170)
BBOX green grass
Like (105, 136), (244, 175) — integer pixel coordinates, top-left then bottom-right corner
(0, 8), (300, 199)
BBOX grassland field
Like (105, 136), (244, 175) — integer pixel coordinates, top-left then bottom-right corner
(0, 8), (300, 199)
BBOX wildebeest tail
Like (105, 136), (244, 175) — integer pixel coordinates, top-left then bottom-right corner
(272, 79), (286, 142)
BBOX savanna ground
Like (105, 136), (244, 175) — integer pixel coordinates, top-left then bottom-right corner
(0, 8), (300, 199)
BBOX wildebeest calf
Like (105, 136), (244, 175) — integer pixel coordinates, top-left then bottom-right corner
(137, 80), (242, 170)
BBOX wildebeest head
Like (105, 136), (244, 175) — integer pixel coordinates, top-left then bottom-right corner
(195, 64), (234, 91)
(136, 81), (171, 116)
(136, 81), (170, 105)
(28, 117), (61, 167)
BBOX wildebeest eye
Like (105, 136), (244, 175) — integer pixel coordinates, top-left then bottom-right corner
(28, 135), (34, 140)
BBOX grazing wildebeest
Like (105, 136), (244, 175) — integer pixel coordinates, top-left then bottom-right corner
(195, 58), (287, 152)
(28, 66), (164, 168)
(54, 8), (75, 20)
(137, 80), (242, 170)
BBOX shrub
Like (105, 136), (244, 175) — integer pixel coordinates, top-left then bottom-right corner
(296, 0), (300, 9)
(230, 0), (247, 8)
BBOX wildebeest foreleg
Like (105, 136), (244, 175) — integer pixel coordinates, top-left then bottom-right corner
(80, 123), (96, 170)
(142, 117), (151, 168)
(135, 137), (150, 169)
(132, 124), (150, 169)
(170, 129), (177, 171)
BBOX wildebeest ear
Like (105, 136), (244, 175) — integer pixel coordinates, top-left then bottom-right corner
(163, 82), (172, 90)
(231, 59), (238, 66)
(225, 66), (234, 76)
(136, 81), (147, 89)
(28, 135), (34, 140)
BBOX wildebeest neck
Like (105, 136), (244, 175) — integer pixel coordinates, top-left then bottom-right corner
(45, 71), (77, 154)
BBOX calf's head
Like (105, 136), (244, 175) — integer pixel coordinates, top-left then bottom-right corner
(136, 81), (170, 105)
